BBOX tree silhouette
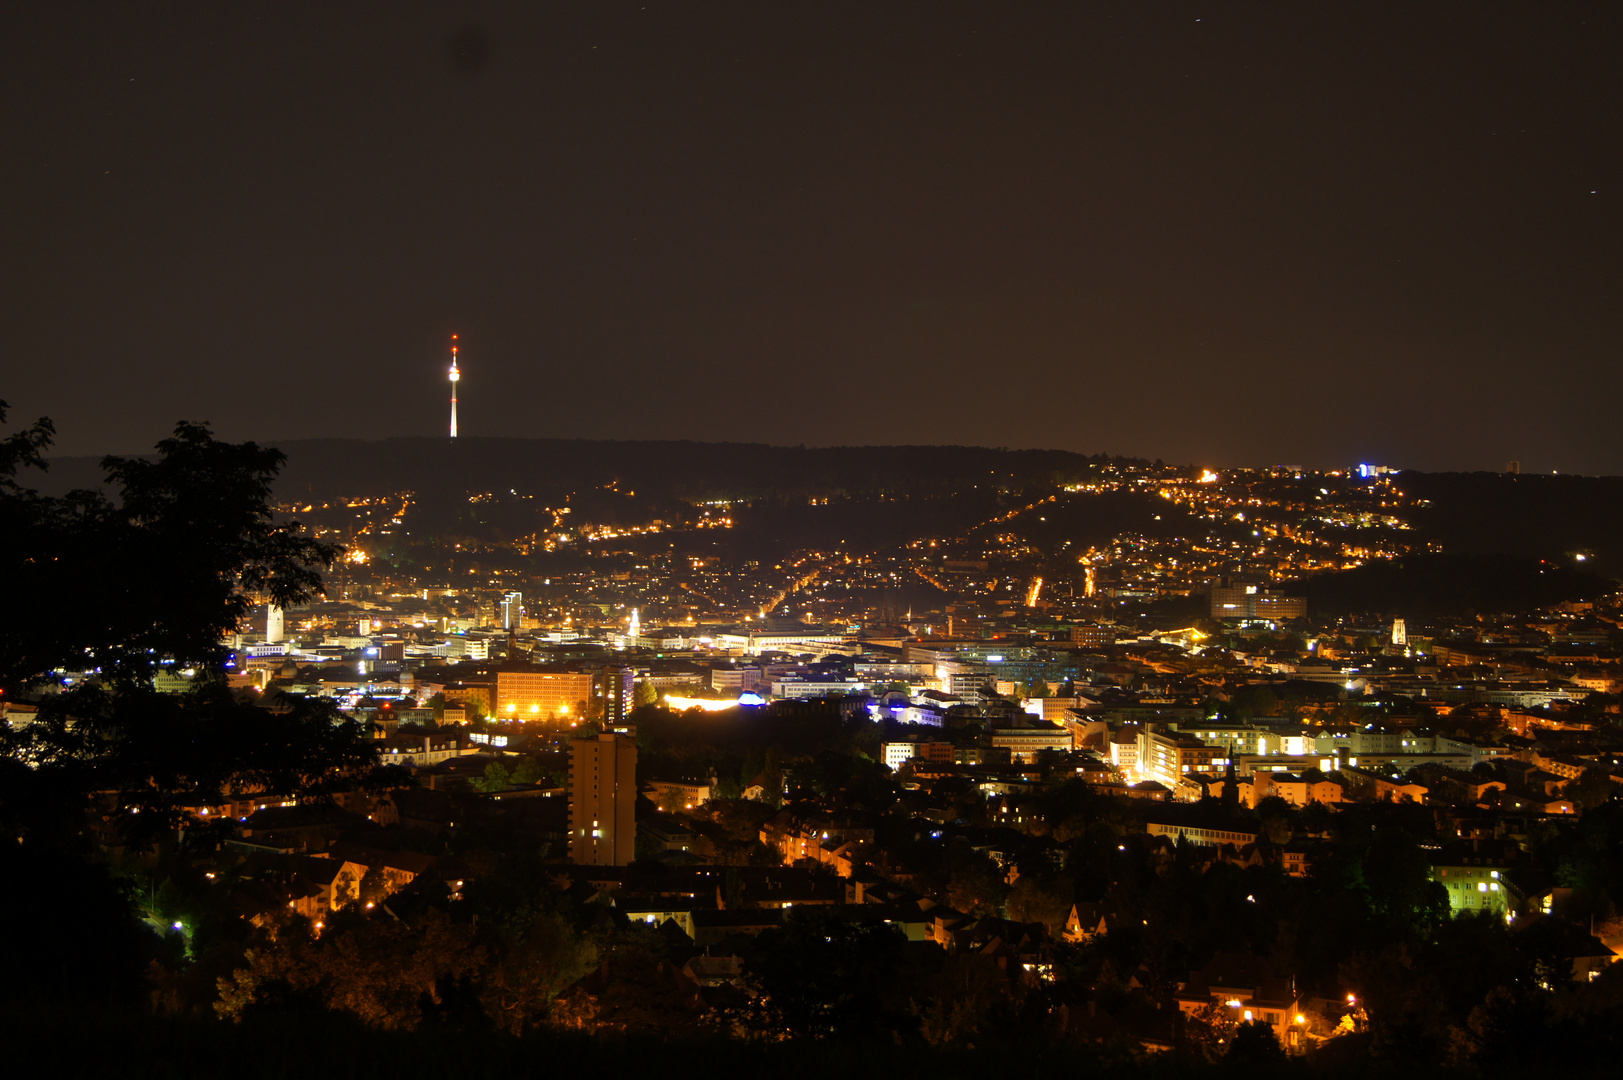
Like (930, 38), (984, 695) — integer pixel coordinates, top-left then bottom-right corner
(1, 405), (400, 899)
(1, 413), (335, 694)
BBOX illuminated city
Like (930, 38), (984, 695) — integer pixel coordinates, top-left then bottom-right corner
(5, 4), (1622, 1077)
(7, 418), (1623, 1071)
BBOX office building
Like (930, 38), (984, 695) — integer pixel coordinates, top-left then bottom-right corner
(495, 669), (595, 719)
(1210, 581), (1306, 621)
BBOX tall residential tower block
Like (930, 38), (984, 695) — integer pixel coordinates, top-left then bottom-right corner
(569, 730), (637, 865)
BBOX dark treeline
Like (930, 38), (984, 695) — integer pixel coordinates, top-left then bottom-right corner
(0, 1007), (1321, 1080)
(1402, 471), (1623, 571)
(1296, 553), (1613, 619)
(43, 437), (1144, 504)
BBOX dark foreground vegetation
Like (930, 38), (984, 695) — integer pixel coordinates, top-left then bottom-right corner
(0, 1009), (1293, 1080)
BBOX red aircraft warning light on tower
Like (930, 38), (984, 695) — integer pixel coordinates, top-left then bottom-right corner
(448, 335), (461, 439)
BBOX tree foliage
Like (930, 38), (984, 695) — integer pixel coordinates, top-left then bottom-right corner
(216, 909), (484, 1029)
(743, 914), (911, 1039)
(0, 406), (397, 841)
(1, 411), (337, 693)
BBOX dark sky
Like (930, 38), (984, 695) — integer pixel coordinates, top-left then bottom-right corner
(5, 2), (1620, 472)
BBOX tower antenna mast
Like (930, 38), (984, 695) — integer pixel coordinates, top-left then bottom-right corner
(448, 334), (460, 438)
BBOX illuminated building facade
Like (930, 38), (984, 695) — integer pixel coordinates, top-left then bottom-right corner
(1180, 722), (1269, 757)
(495, 670), (594, 718)
(1141, 727), (1224, 786)
(1432, 861), (1510, 917)
(881, 741), (956, 770)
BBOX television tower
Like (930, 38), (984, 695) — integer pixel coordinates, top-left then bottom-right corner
(448, 335), (460, 438)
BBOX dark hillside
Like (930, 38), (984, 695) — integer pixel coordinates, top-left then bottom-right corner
(41, 437), (1134, 503)
(1400, 471), (1623, 573)
(1295, 553), (1614, 619)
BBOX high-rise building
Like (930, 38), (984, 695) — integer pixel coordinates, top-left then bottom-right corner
(500, 591), (523, 631)
(265, 604), (284, 644)
(1391, 619), (1408, 647)
(569, 731), (637, 865)
(597, 664), (635, 726)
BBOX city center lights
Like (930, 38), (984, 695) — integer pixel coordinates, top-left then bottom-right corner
(662, 693), (766, 712)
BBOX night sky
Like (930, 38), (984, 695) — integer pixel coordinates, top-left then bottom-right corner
(5, 2), (1620, 472)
